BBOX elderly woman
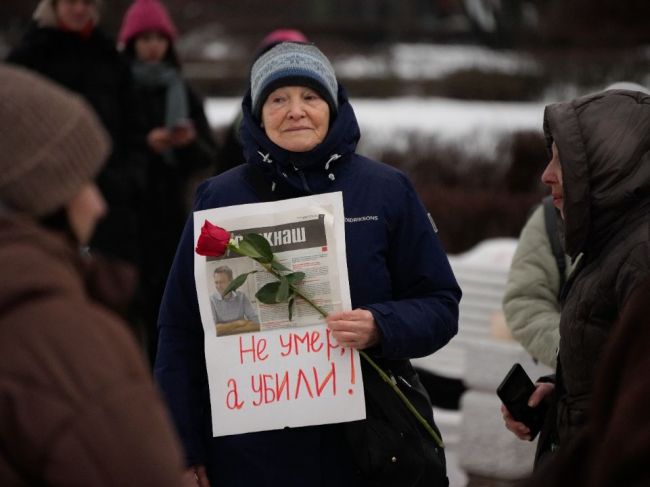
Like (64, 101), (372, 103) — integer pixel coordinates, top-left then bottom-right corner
(155, 42), (461, 487)
(501, 89), (650, 469)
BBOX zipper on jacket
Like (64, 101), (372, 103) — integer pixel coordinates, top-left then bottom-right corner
(297, 170), (311, 193)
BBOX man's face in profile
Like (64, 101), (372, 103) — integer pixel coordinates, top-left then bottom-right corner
(214, 272), (232, 297)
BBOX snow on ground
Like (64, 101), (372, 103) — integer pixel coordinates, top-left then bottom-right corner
(194, 39), (539, 79)
(205, 96), (546, 158)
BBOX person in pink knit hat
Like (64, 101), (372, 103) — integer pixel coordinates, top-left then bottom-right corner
(118, 0), (178, 49)
(118, 0), (218, 369)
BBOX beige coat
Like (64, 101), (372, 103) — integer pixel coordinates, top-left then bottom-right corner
(503, 205), (573, 367)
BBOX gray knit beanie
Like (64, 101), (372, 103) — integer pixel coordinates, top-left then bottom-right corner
(0, 65), (110, 217)
(250, 42), (338, 119)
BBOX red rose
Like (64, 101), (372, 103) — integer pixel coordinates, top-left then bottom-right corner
(195, 220), (231, 257)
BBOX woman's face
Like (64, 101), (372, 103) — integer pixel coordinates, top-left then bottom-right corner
(261, 86), (330, 153)
(134, 31), (170, 63)
(541, 142), (564, 217)
(54, 0), (96, 32)
(65, 183), (106, 245)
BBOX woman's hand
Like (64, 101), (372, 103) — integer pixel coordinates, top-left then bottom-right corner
(326, 309), (381, 349)
(501, 382), (554, 440)
(171, 123), (197, 147)
(147, 127), (173, 153)
(182, 465), (210, 487)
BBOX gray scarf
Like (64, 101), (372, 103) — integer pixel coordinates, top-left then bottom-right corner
(131, 61), (189, 130)
(132, 62), (189, 165)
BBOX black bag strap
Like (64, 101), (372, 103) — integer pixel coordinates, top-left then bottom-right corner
(542, 195), (566, 298)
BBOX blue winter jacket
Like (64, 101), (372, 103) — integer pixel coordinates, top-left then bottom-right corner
(154, 86), (461, 486)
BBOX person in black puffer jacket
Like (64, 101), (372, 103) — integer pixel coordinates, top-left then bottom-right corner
(501, 88), (650, 472)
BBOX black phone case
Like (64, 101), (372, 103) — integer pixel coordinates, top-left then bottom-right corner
(497, 363), (547, 440)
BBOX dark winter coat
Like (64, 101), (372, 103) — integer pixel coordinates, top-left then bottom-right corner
(154, 86), (461, 486)
(7, 24), (144, 263)
(543, 89), (650, 448)
(130, 78), (217, 348)
(0, 215), (184, 486)
(526, 276), (650, 487)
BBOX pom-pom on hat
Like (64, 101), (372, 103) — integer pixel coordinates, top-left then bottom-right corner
(0, 65), (109, 217)
(250, 42), (338, 120)
(254, 29), (309, 59)
(118, 0), (178, 46)
(258, 29), (308, 48)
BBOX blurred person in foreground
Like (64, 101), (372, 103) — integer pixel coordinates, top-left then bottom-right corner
(501, 88), (650, 468)
(155, 41), (461, 486)
(7, 0), (145, 320)
(0, 64), (183, 486)
(118, 0), (218, 363)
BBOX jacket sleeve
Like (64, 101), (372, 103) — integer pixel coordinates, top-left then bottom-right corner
(365, 174), (461, 359)
(502, 206), (562, 368)
(154, 182), (211, 466)
(1, 300), (184, 486)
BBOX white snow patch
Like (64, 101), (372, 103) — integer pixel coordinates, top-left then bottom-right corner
(205, 96), (545, 158)
(202, 41), (232, 60)
(334, 43), (539, 80)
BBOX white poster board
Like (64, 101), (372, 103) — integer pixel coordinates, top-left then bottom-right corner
(193, 192), (365, 436)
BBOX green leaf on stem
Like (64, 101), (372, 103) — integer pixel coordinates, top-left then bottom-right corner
(287, 272), (306, 284)
(238, 234), (273, 263)
(256, 281), (281, 304)
(223, 271), (257, 296)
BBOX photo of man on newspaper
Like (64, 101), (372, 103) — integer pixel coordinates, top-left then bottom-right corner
(210, 264), (260, 337)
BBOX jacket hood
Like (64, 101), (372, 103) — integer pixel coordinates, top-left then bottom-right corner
(0, 215), (83, 315)
(543, 89), (650, 258)
(239, 84), (361, 197)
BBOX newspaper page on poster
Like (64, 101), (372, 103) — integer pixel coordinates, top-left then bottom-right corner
(193, 192), (365, 437)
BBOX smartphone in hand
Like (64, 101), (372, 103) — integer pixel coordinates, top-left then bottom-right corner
(497, 363), (547, 440)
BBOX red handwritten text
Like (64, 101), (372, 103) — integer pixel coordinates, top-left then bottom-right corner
(239, 335), (269, 364)
(226, 378), (245, 410)
(250, 362), (337, 406)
